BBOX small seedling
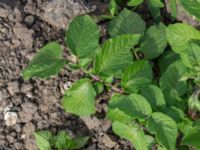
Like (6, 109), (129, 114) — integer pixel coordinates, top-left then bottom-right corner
(23, 1), (200, 150)
(34, 131), (89, 150)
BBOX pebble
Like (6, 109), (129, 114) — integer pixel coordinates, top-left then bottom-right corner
(13, 142), (23, 149)
(102, 134), (116, 148)
(7, 81), (19, 96)
(24, 15), (35, 27)
(0, 7), (9, 18)
(20, 83), (32, 94)
(0, 135), (5, 145)
(64, 81), (72, 90)
(13, 23), (33, 48)
(6, 135), (15, 144)
(19, 102), (38, 123)
(13, 124), (22, 133)
(4, 111), (18, 126)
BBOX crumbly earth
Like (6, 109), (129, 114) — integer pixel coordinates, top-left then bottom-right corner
(0, 0), (132, 150)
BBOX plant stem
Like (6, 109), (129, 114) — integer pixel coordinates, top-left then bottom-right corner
(81, 69), (125, 94)
(105, 83), (125, 94)
(133, 49), (140, 60)
(65, 55), (125, 94)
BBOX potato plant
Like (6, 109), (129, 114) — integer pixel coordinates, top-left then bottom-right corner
(23, 0), (200, 150)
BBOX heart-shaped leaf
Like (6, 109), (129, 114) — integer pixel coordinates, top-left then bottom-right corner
(139, 23), (167, 59)
(147, 112), (178, 150)
(94, 34), (140, 76)
(108, 94), (152, 121)
(122, 60), (153, 93)
(61, 78), (96, 116)
(112, 121), (148, 150)
(23, 42), (66, 80)
(108, 8), (146, 37)
(66, 15), (100, 59)
(141, 85), (165, 111)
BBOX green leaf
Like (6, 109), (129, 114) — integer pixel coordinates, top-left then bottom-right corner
(145, 135), (156, 149)
(61, 78), (96, 116)
(178, 118), (193, 134)
(157, 146), (167, 150)
(167, 23), (200, 54)
(169, 0), (177, 18)
(182, 127), (200, 149)
(107, 94), (133, 124)
(70, 137), (89, 149)
(188, 93), (200, 112)
(159, 60), (188, 105)
(107, 108), (133, 124)
(141, 85), (165, 111)
(180, 40), (200, 68)
(147, 1), (162, 21)
(23, 42), (66, 80)
(94, 34), (140, 76)
(109, 0), (118, 16)
(180, 0), (200, 21)
(112, 121), (148, 150)
(149, 0), (164, 8)
(147, 112), (178, 150)
(121, 60), (153, 93)
(160, 106), (185, 122)
(108, 8), (146, 37)
(54, 131), (72, 150)
(93, 82), (104, 95)
(34, 131), (52, 150)
(66, 15), (100, 59)
(127, 0), (144, 7)
(108, 94), (152, 120)
(194, 119), (200, 127)
(158, 50), (179, 74)
(139, 23), (167, 59)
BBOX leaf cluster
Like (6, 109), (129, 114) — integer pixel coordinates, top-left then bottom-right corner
(23, 1), (200, 150)
(34, 131), (89, 150)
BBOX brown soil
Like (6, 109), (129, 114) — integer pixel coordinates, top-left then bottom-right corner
(0, 0), (132, 149)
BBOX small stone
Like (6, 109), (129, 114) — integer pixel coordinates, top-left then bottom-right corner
(20, 84), (32, 93)
(19, 102), (38, 123)
(11, 39), (21, 47)
(4, 111), (18, 126)
(26, 92), (33, 98)
(0, 7), (9, 18)
(49, 112), (59, 124)
(12, 96), (22, 106)
(7, 81), (19, 95)
(13, 124), (22, 133)
(21, 134), (26, 139)
(80, 116), (101, 130)
(24, 15), (35, 27)
(102, 119), (111, 131)
(102, 134), (116, 148)
(64, 81), (72, 90)
(13, 23), (33, 48)
(13, 142), (23, 149)
(0, 135), (5, 145)
(6, 135), (15, 144)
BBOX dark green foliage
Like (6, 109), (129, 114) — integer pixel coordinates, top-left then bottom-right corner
(23, 2), (200, 150)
